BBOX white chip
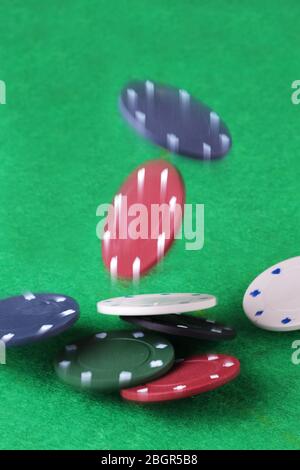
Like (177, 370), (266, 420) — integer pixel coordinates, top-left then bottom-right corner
(97, 293), (217, 316)
(243, 256), (300, 332)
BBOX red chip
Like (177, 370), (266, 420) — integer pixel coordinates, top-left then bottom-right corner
(102, 160), (185, 279)
(120, 354), (240, 403)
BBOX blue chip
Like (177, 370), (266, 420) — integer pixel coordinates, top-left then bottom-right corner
(0, 293), (79, 347)
(119, 80), (232, 160)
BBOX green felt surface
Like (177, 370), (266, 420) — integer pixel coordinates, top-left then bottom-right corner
(0, 0), (300, 450)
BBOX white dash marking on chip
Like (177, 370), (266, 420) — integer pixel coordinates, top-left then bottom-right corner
(223, 361), (234, 368)
(145, 80), (154, 98)
(23, 292), (36, 301)
(160, 168), (169, 197)
(95, 332), (107, 339)
(169, 196), (177, 212)
(167, 133), (179, 153)
(127, 88), (137, 107)
(219, 134), (230, 153)
(59, 360), (71, 369)
(137, 387), (149, 394)
(150, 360), (163, 368)
(137, 167), (145, 194)
(210, 374), (219, 380)
(173, 385), (186, 391)
(203, 143), (211, 160)
(81, 371), (92, 386)
(135, 110), (146, 126)
(38, 324), (53, 335)
(110, 256), (118, 279)
(103, 230), (111, 247)
(157, 232), (166, 260)
(179, 89), (190, 107)
(65, 344), (77, 352)
(177, 324), (188, 329)
(133, 331), (144, 338)
(155, 343), (168, 349)
(1, 333), (14, 343)
(210, 111), (220, 134)
(211, 328), (222, 334)
(132, 257), (141, 281)
(207, 354), (219, 361)
(60, 309), (75, 317)
(119, 371), (132, 384)
(55, 296), (66, 302)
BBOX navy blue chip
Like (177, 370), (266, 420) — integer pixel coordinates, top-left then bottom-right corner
(119, 80), (232, 161)
(0, 293), (79, 347)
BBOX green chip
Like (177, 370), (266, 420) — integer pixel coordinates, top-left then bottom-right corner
(54, 329), (175, 392)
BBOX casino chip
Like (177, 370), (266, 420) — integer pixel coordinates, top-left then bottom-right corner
(243, 256), (300, 331)
(121, 354), (240, 403)
(119, 80), (232, 160)
(121, 314), (236, 341)
(0, 293), (79, 347)
(54, 329), (175, 392)
(101, 159), (185, 280)
(97, 293), (217, 316)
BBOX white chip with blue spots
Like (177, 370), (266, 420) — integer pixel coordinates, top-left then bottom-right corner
(97, 293), (217, 316)
(243, 256), (300, 331)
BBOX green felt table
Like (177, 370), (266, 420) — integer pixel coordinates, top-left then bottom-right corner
(0, 0), (300, 451)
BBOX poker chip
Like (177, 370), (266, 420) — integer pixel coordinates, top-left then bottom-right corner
(101, 159), (185, 279)
(54, 329), (175, 392)
(97, 293), (217, 316)
(243, 256), (300, 331)
(0, 293), (79, 347)
(121, 314), (236, 341)
(121, 354), (240, 403)
(119, 80), (232, 160)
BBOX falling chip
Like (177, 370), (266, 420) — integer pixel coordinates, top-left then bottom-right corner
(135, 110), (146, 126)
(81, 371), (92, 386)
(167, 133), (179, 153)
(132, 257), (141, 281)
(38, 324), (53, 335)
(203, 143), (211, 160)
(110, 256), (118, 279)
